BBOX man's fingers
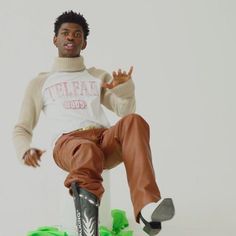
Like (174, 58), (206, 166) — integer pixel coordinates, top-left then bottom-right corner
(29, 158), (39, 168)
(30, 149), (36, 156)
(24, 156), (37, 167)
(24, 150), (41, 167)
(128, 66), (133, 76)
(30, 156), (40, 167)
(112, 71), (117, 78)
(25, 155), (39, 167)
(29, 150), (40, 167)
(37, 149), (46, 156)
(102, 82), (114, 89)
(113, 71), (119, 81)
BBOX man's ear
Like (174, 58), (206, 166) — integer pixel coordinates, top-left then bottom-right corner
(82, 40), (87, 50)
(53, 36), (58, 47)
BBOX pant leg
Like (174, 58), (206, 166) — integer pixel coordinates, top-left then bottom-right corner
(100, 114), (161, 222)
(53, 129), (106, 199)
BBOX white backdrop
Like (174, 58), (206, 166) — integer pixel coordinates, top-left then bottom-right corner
(0, 0), (235, 235)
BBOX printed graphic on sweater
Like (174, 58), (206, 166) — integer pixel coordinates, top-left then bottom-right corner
(43, 79), (100, 110)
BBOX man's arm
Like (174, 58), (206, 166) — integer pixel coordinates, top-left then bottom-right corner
(12, 74), (47, 166)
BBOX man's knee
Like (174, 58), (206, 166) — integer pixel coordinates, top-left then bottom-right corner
(122, 113), (149, 127)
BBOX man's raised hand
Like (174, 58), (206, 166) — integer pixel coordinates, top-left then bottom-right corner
(102, 66), (133, 89)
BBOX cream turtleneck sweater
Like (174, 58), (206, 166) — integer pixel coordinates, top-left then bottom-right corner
(13, 56), (136, 162)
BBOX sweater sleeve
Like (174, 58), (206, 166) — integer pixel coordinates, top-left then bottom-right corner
(12, 74), (46, 162)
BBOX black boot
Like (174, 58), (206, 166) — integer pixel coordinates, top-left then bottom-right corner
(71, 182), (100, 236)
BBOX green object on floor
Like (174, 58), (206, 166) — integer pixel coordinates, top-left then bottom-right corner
(111, 209), (129, 234)
(99, 226), (113, 236)
(99, 209), (133, 236)
(27, 209), (132, 236)
(27, 226), (69, 236)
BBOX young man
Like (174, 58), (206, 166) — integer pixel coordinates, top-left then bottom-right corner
(13, 11), (174, 236)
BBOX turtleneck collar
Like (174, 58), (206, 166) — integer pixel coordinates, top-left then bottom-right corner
(51, 56), (86, 72)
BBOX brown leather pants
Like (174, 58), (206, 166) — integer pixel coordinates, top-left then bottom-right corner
(53, 113), (161, 222)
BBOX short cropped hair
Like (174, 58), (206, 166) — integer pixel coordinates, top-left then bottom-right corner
(54, 10), (90, 40)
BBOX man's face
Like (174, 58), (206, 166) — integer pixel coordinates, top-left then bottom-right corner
(53, 22), (87, 57)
